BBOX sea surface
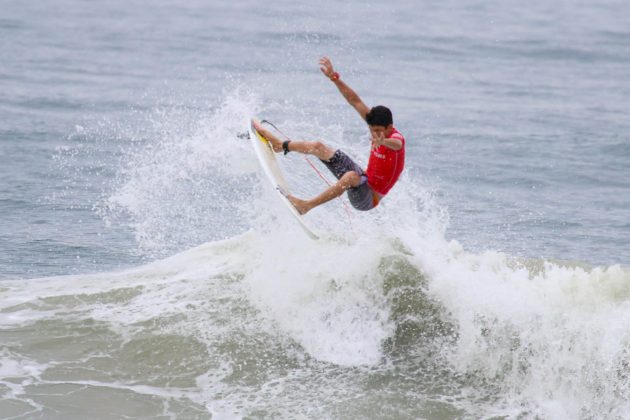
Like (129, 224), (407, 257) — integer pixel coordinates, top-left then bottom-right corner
(1, 0), (629, 418)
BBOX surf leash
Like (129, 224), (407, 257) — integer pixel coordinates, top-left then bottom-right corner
(260, 120), (355, 231)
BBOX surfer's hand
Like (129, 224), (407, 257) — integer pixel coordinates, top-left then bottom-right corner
(319, 57), (335, 78)
(371, 132), (385, 150)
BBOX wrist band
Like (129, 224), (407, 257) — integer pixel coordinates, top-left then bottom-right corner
(330, 72), (340, 81)
(282, 140), (291, 155)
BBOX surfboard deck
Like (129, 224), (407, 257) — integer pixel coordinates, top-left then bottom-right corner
(249, 119), (319, 240)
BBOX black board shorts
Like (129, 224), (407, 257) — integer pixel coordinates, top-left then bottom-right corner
(320, 150), (380, 211)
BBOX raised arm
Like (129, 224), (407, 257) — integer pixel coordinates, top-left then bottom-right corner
(319, 57), (370, 121)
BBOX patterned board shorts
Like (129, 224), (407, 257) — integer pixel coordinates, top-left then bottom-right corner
(320, 150), (381, 211)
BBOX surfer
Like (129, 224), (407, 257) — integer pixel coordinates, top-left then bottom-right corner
(254, 56), (405, 215)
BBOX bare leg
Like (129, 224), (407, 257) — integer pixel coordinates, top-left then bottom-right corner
(287, 171), (361, 215)
(253, 120), (335, 160)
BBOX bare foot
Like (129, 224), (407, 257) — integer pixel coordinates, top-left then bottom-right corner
(287, 194), (312, 215)
(252, 120), (283, 153)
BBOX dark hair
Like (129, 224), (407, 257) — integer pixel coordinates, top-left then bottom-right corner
(366, 105), (393, 127)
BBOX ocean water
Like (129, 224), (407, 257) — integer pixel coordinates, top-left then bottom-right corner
(1, 0), (629, 418)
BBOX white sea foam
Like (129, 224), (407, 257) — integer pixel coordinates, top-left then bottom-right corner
(399, 228), (630, 418)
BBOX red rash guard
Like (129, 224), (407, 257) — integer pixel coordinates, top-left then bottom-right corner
(365, 127), (405, 196)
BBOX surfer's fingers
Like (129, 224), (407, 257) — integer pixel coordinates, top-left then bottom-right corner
(319, 59), (333, 76)
(319, 56), (332, 68)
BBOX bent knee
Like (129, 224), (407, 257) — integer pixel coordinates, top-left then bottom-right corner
(311, 141), (334, 159)
(341, 170), (361, 187)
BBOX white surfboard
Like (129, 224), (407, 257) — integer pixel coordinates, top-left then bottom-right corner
(249, 119), (319, 240)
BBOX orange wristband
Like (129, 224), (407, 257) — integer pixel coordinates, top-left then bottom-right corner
(330, 72), (340, 81)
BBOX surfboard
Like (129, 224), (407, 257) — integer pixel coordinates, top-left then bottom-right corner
(248, 119), (319, 240)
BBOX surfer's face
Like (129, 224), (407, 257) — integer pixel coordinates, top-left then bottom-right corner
(369, 124), (393, 139)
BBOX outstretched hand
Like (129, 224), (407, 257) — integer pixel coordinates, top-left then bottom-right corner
(319, 56), (335, 79)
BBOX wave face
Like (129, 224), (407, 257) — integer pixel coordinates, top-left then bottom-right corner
(2, 230), (629, 418)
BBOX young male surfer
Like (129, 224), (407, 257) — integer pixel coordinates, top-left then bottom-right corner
(253, 56), (405, 215)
